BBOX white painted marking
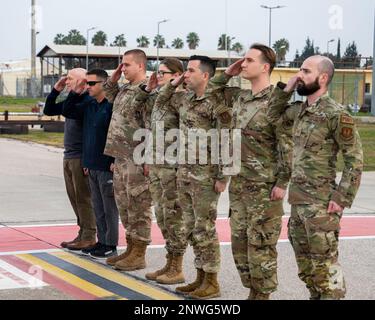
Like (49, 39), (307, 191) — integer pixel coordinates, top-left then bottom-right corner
(0, 260), (47, 290)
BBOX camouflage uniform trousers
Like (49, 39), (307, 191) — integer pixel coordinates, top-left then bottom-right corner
(288, 202), (346, 299)
(229, 177), (284, 295)
(113, 158), (152, 244)
(177, 166), (221, 273)
(149, 166), (187, 255)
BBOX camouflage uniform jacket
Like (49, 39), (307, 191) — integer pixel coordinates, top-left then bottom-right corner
(210, 73), (293, 189)
(155, 81), (233, 181)
(132, 85), (180, 167)
(103, 78), (147, 160)
(267, 83), (363, 208)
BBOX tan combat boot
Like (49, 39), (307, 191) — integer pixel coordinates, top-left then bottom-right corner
(189, 272), (221, 300)
(114, 240), (147, 271)
(176, 268), (205, 294)
(156, 254), (185, 285)
(106, 237), (133, 266)
(145, 253), (172, 281)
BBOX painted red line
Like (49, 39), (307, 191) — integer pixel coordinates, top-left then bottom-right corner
(0, 255), (97, 300)
(1, 217), (375, 252)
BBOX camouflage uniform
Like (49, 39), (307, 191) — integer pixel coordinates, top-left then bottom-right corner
(267, 83), (363, 299)
(155, 82), (232, 273)
(132, 88), (187, 255)
(210, 73), (293, 297)
(103, 79), (152, 245)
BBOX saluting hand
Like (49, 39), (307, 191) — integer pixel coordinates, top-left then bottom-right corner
(146, 72), (158, 92)
(71, 78), (87, 94)
(225, 58), (245, 77)
(54, 76), (67, 92)
(284, 75), (301, 93)
(111, 63), (123, 83)
(171, 72), (186, 87)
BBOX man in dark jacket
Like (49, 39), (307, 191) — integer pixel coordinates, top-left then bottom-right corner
(62, 69), (119, 259)
(44, 68), (96, 250)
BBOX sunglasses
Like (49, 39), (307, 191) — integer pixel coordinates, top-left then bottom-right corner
(157, 71), (173, 77)
(87, 81), (104, 87)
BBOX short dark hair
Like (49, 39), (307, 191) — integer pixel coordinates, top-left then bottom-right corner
(161, 58), (184, 75)
(189, 55), (217, 78)
(87, 69), (108, 80)
(124, 49), (147, 69)
(250, 43), (276, 74)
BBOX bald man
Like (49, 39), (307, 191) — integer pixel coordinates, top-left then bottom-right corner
(44, 68), (96, 250)
(267, 55), (363, 299)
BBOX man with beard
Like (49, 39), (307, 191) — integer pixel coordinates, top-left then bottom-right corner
(267, 55), (363, 300)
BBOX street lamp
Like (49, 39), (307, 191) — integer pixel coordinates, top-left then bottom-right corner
(156, 19), (169, 71)
(327, 39), (335, 55)
(260, 5), (286, 47)
(372, 9), (375, 116)
(86, 27), (96, 70)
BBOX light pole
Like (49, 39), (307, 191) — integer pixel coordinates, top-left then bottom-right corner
(156, 19), (169, 71)
(86, 27), (96, 70)
(327, 39), (335, 55)
(31, 0), (37, 97)
(372, 9), (375, 116)
(260, 5), (286, 47)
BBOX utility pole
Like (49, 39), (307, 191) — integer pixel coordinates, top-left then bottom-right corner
(260, 5), (286, 47)
(31, 0), (37, 97)
(372, 9), (375, 116)
(157, 19), (169, 71)
(86, 27), (96, 71)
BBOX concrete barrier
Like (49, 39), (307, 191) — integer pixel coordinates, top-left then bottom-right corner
(0, 125), (29, 134)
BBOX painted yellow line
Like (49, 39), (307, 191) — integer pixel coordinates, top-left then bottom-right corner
(53, 251), (181, 300)
(17, 254), (124, 300)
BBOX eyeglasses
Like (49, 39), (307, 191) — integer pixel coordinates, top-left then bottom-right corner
(87, 81), (104, 87)
(157, 71), (173, 77)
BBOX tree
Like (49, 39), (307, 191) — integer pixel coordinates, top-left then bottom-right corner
(91, 31), (108, 46)
(364, 57), (373, 69)
(64, 29), (86, 45)
(300, 37), (315, 60)
(54, 33), (66, 45)
(218, 34), (234, 51)
(153, 34), (166, 48)
(172, 38), (184, 49)
(136, 35), (150, 48)
(273, 38), (290, 62)
(342, 41), (360, 68)
(231, 42), (244, 54)
(186, 32), (200, 49)
(111, 34), (127, 47)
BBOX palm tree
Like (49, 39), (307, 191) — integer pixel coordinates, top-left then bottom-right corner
(218, 34), (234, 51)
(272, 38), (290, 62)
(232, 42), (244, 54)
(91, 31), (108, 46)
(136, 35), (150, 48)
(111, 34), (127, 47)
(54, 33), (66, 45)
(186, 32), (200, 49)
(153, 34), (166, 48)
(172, 38), (184, 49)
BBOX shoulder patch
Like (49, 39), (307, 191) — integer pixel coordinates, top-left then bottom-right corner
(340, 127), (354, 140)
(340, 114), (354, 125)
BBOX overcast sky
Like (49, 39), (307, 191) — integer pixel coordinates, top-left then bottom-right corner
(0, 0), (373, 62)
